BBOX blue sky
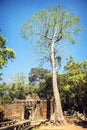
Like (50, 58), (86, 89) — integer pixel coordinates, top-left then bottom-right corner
(0, 0), (87, 83)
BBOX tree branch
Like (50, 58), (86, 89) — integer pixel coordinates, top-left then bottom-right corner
(54, 36), (62, 43)
(37, 33), (52, 41)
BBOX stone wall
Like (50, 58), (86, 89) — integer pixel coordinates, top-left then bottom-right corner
(1, 95), (54, 121)
(3, 101), (24, 120)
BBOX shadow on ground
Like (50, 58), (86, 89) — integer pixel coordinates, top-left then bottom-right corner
(75, 121), (87, 128)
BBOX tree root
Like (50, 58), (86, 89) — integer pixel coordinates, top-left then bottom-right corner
(49, 118), (68, 126)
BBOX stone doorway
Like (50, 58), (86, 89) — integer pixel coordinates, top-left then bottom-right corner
(24, 107), (32, 120)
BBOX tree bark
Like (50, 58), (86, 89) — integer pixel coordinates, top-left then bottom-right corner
(50, 39), (67, 125)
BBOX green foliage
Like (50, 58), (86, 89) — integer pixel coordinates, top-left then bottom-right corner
(10, 72), (27, 84)
(8, 73), (30, 100)
(0, 73), (30, 103)
(1, 94), (12, 103)
(28, 68), (53, 99)
(9, 83), (26, 100)
(0, 82), (12, 103)
(29, 84), (40, 94)
(0, 31), (15, 79)
(64, 60), (87, 113)
(0, 105), (3, 111)
(21, 5), (81, 66)
(0, 59), (87, 114)
(65, 60), (87, 84)
(0, 82), (29, 103)
(0, 32), (15, 68)
(29, 59), (87, 114)
(38, 73), (53, 99)
(29, 68), (50, 85)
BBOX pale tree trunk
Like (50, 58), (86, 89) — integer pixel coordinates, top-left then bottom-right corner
(50, 39), (67, 125)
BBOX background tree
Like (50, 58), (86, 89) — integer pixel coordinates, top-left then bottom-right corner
(29, 68), (53, 99)
(0, 31), (15, 79)
(21, 5), (81, 125)
(0, 82), (12, 103)
(64, 60), (87, 116)
(29, 68), (50, 85)
(29, 68), (50, 94)
(9, 73), (29, 100)
(38, 73), (53, 99)
(0, 73), (30, 103)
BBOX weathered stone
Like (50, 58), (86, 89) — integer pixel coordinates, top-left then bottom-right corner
(1, 95), (54, 121)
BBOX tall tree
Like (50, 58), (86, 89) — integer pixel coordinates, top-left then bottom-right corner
(0, 31), (15, 79)
(21, 5), (81, 125)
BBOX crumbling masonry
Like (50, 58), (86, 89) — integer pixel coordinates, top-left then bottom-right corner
(2, 94), (54, 121)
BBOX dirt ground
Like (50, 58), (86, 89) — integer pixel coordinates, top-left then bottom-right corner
(32, 123), (87, 130)
(38, 125), (87, 130)
(33, 125), (87, 130)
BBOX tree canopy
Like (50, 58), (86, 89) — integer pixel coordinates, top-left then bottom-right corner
(29, 68), (50, 85)
(0, 31), (15, 79)
(21, 5), (81, 64)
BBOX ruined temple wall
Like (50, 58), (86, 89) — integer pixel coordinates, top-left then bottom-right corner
(36, 100), (47, 119)
(3, 101), (24, 120)
(36, 100), (54, 120)
(1, 96), (54, 121)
